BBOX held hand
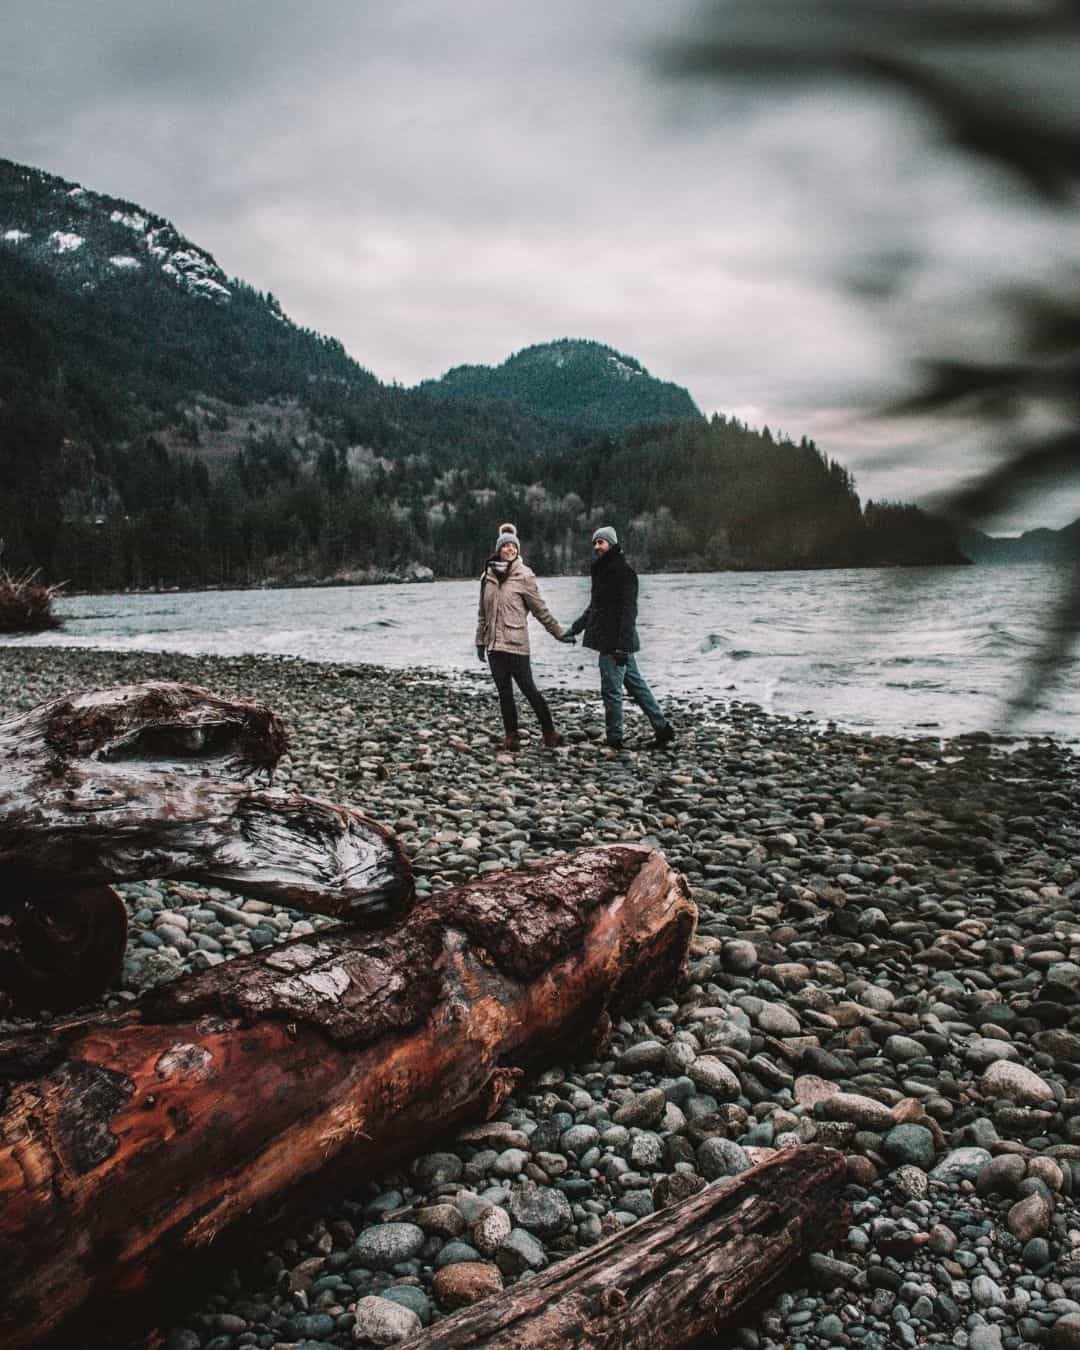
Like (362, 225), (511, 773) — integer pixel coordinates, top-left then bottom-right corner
(477, 645), (487, 663)
(560, 633), (577, 645)
(614, 650), (628, 667)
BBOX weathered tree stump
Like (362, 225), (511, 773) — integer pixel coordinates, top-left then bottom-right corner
(0, 682), (414, 1012)
(408, 1145), (848, 1349)
(0, 844), (695, 1349)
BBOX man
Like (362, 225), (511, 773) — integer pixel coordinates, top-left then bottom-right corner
(565, 525), (675, 750)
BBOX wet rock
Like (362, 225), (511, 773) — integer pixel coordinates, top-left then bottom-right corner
(930, 1147), (992, 1185)
(976, 1154), (1027, 1197)
(350, 1295), (422, 1346)
(616, 1041), (667, 1073)
(687, 1056), (741, 1099)
(814, 1092), (894, 1131)
(697, 1137), (751, 1180)
(471, 1204), (512, 1257)
(507, 1182), (572, 1239)
(612, 1088), (667, 1129)
(981, 1061), (1055, 1106)
(882, 1124), (936, 1170)
(351, 1224), (425, 1270)
(1007, 1191), (1053, 1241)
(432, 1261), (503, 1309)
(495, 1227), (547, 1275)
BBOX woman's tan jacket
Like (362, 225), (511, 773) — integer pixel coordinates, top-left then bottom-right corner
(475, 560), (567, 655)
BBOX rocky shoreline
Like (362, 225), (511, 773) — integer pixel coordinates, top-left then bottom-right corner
(1, 646), (1078, 1350)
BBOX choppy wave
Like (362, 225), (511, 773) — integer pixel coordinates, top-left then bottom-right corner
(10, 564), (1080, 742)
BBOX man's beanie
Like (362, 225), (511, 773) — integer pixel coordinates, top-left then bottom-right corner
(592, 525), (618, 547)
(496, 522), (519, 550)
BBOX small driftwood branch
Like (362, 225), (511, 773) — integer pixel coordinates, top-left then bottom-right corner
(408, 1145), (848, 1349)
(0, 845), (696, 1350)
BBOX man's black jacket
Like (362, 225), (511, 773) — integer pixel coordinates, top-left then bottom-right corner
(568, 545), (641, 653)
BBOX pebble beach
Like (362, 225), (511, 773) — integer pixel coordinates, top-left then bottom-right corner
(1, 645), (1079, 1350)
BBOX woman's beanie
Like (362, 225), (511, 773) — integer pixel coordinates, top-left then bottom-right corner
(495, 522), (519, 550)
(592, 525), (618, 547)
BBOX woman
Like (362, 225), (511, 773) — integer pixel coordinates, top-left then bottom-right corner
(475, 523), (574, 750)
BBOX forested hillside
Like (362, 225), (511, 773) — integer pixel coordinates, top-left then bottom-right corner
(420, 339), (701, 433)
(0, 157), (966, 591)
(958, 520), (1080, 564)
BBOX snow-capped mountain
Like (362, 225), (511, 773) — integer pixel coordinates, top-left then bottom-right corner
(0, 159), (231, 302)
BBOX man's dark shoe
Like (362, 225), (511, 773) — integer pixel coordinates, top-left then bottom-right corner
(652, 723), (675, 748)
(542, 731), (565, 749)
(605, 737), (624, 750)
(498, 735), (521, 751)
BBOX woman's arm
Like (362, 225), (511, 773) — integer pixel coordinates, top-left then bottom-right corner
(475, 576), (489, 649)
(522, 576), (568, 640)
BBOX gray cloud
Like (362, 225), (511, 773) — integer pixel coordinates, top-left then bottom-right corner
(4, 1), (1077, 530)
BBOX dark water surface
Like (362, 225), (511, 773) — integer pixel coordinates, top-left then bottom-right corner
(6, 564), (1078, 743)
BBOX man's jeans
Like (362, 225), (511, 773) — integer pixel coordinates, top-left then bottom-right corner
(598, 652), (666, 743)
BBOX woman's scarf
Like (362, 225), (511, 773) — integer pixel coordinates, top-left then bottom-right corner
(486, 556), (516, 583)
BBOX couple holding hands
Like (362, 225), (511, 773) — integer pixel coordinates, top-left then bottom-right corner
(475, 522), (675, 752)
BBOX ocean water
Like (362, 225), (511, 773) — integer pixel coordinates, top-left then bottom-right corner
(5, 564), (1079, 744)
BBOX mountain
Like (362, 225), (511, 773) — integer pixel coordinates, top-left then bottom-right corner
(0, 159), (387, 420)
(0, 156), (967, 590)
(959, 520), (1080, 564)
(420, 339), (701, 433)
(1, 159), (232, 300)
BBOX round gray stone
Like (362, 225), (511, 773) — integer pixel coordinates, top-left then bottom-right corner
(351, 1295), (422, 1345)
(495, 1226), (548, 1275)
(756, 1003), (801, 1037)
(687, 1055), (741, 1099)
(351, 1223), (426, 1270)
(882, 1124), (936, 1170)
(930, 1147), (992, 1185)
(507, 1182), (573, 1238)
(697, 1137), (751, 1180)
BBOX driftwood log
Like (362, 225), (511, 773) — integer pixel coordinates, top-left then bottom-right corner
(0, 844), (695, 1349)
(0, 682), (414, 1012)
(0, 885), (128, 1015)
(410, 1145), (848, 1349)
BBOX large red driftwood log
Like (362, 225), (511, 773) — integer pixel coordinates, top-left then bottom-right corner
(410, 1145), (848, 1349)
(0, 681), (413, 921)
(0, 845), (695, 1350)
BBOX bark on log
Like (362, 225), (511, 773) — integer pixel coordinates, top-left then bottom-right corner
(408, 1145), (848, 1349)
(0, 681), (414, 921)
(0, 844), (695, 1350)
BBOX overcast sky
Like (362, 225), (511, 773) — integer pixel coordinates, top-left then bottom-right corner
(6, 0), (1079, 530)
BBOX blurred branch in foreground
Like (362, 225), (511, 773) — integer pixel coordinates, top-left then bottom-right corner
(664, 0), (1080, 720)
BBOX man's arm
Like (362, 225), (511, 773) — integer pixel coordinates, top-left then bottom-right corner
(566, 604), (590, 637)
(616, 568), (638, 655)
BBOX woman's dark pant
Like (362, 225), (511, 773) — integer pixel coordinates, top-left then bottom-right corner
(487, 651), (554, 735)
